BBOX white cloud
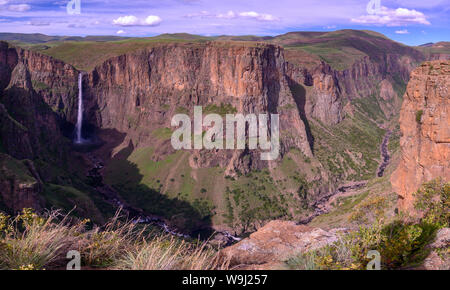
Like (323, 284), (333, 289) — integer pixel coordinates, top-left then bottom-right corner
(185, 10), (277, 22)
(116, 30), (126, 34)
(144, 15), (162, 26)
(8, 4), (30, 12)
(351, 6), (430, 26)
(239, 11), (277, 21)
(0, 0), (8, 5)
(113, 15), (139, 26)
(185, 11), (211, 18)
(113, 15), (162, 26)
(395, 29), (409, 34)
(217, 11), (236, 19)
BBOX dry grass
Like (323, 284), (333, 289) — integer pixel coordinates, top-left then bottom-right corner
(0, 209), (85, 270)
(115, 237), (222, 270)
(0, 209), (225, 270)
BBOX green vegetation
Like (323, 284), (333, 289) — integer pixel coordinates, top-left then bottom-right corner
(388, 125), (401, 154)
(416, 110), (424, 124)
(311, 111), (385, 181)
(352, 93), (387, 122)
(286, 43), (366, 71)
(103, 148), (215, 232)
(287, 221), (438, 270)
(0, 209), (222, 270)
(152, 127), (173, 140)
(31, 80), (50, 91)
(415, 42), (450, 59)
(3, 29), (423, 74)
(204, 103), (237, 116)
(36, 38), (207, 71)
(175, 106), (190, 114)
(0, 153), (35, 184)
(287, 179), (449, 270)
(42, 184), (105, 224)
(279, 29), (409, 71)
(222, 170), (300, 233)
(413, 178), (449, 228)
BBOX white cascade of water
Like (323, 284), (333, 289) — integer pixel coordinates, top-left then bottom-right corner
(75, 73), (84, 144)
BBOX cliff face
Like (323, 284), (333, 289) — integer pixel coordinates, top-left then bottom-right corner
(85, 42), (312, 172)
(0, 41), (78, 213)
(286, 61), (342, 125)
(0, 41), (77, 160)
(285, 53), (422, 126)
(391, 60), (450, 212)
(0, 153), (43, 212)
(0, 37), (437, 230)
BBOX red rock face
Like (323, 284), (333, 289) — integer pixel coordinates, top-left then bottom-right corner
(391, 60), (450, 212)
(84, 42), (313, 172)
(285, 52), (423, 127)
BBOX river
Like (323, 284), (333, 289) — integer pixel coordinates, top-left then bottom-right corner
(298, 129), (392, 225)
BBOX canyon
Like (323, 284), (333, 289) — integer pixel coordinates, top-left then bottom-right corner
(391, 60), (450, 212)
(224, 60), (449, 269)
(0, 31), (448, 237)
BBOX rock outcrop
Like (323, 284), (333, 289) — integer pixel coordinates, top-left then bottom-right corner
(0, 41), (77, 161)
(0, 153), (43, 213)
(84, 42), (312, 173)
(285, 51), (423, 127)
(0, 41), (78, 213)
(220, 220), (345, 269)
(392, 60), (450, 212)
(422, 228), (450, 270)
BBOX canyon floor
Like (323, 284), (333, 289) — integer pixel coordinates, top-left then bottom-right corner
(0, 32), (449, 262)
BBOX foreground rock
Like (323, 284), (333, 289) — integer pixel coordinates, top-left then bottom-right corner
(392, 60), (450, 212)
(220, 220), (345, 269)
(422, 228), (450, 270)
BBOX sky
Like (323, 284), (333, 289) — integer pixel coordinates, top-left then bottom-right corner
(0, 0), (449, 46)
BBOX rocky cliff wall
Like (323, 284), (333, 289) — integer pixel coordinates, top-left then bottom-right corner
(0, 42), (74, 161)
(0, 41), (78, 213)
(285, 51), (423, 126)
(84, 42), (313, 173)
(391, 60), (450, 212)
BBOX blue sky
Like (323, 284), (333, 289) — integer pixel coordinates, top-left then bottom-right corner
(0, 0), (449, 45)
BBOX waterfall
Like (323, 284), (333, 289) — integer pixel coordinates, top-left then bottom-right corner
(75, 73), (84, 144)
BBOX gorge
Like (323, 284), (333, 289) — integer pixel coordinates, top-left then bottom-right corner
(0, 31), (448, 238)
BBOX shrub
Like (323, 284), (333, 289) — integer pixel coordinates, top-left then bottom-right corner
(0, 209), (224, 270)
(349, 195), (387, 224)
(287, 220), (438, 270)
(379, 221), (437, 268)
(0, 209), (86, 270)
(415, 110), (423, 124)
(413, 178), (449, 228)
(81, 211), (144, 268)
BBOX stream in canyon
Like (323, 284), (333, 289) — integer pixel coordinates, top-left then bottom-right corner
(85, 153), (240, 244)
(81, 123), (392, 241)
(298, 129), (392, 225)
(377, 130), (392, 178)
